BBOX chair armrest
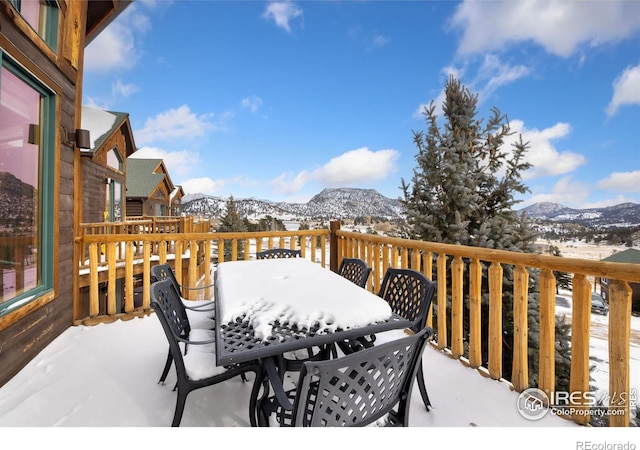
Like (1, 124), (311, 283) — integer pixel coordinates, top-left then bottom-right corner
(182, 301), (216, 312)
(174, 335), (217, 346)
(180, 283), (215, 291)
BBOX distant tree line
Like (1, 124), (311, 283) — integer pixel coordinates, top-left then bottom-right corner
(537, 224), (639, 247)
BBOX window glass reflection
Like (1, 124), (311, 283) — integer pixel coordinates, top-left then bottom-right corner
(0, 66), (41, 304)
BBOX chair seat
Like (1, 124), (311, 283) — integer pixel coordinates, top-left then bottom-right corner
(185, 311), (215, 330)
(182, 299), (215, 316)
(183, 329), (228, 380)
(282, 349), (314, 361)
(370, 328), (413, 345)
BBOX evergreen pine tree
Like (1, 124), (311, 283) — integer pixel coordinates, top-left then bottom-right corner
(218, 196), (247, 260)
(401, 75), (572, 391)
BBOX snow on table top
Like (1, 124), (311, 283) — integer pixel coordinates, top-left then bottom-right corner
(216, 258), (392, 340)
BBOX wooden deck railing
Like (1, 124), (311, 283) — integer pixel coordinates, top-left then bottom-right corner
(73, 220), (639, 426)
(335, 227), (639, 427)
(74, 227), (331, 321)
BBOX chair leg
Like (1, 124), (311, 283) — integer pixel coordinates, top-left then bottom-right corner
(249, 370), (265, 427)
(159, 350), (173, 384)
(416, 362), (431, 411)
(172, 388), (188, 427)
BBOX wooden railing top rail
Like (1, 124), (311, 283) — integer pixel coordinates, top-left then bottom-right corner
(75, 228), (331, 244)
(336, 230), (640, 282)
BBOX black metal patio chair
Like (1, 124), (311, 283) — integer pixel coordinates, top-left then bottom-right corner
(339, 267), (436, 411)
(258, 327), (433, 427)
(150, 278), (261, 427)
(256, 248), (301, 259)
(338, 257), (371, 288)
(151, 263), (216, 384)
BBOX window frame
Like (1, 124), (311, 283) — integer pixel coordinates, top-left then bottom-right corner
(0, 53), (56, 317)
(8, 0), (60, 51)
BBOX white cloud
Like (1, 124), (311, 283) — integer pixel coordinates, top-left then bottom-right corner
(450, 0), (640, 57)
(134, 105), (229, 145)
(413, 57), (528, 118)
(597, 170), (640, 193)
(262, 1), (303, 33)
(505, 120), (586, 179)
(112, 80), (139, 98)
(314, 148), (399, 185)
(270, 147), (399, 195)
(85, 5), (151, 72)
(524, 176), (591, 207)
(129, 146), (198, 178)
(372, 34), (390, 48)
(85, 22), (138, 72)
(180, 177), (226, 196)
(476, 55), (530, 101)
(241, 95), (264, 113)
(270, 171), (309, 195)
(606, 64), (640, 116)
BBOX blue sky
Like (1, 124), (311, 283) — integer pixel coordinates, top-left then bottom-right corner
(83, 0), (640, 209)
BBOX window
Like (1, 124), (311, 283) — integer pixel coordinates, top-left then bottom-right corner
(9, 1), (59, 51)
(106, 148), (122, 172)
(105, 179), (123, 222)
(0, 56), (55, 315)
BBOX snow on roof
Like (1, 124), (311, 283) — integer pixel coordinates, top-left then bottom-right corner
(81, 105), (118, 151)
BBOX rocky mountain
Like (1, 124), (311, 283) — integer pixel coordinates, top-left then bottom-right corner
(182, 188), (405, 221)
(0, 172), (35, 232)
(519, 202), (640, 229)
(182, 190), (640, 230)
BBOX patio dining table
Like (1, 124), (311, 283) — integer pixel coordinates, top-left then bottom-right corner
(213, 258), (413, 426)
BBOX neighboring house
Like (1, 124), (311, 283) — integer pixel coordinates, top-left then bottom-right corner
(170, 185), (185, 217)
(0, 0), (131, 388)
(598, 248), (640, 313)
(80, 105), (137, 223)
(126, 158), (180, 217)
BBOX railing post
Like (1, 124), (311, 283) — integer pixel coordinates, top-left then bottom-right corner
(608, 280), (632, 427)
(451, 255), (464, 359)
(512, 265), (529, 392)
(468, 258), (482, 368)
(488, 262), (503, 380)
(570, 274), (591, 425)
(329, 220), (340, 272)
(539, 269), (556, 400)
(436, 253), (448, 350)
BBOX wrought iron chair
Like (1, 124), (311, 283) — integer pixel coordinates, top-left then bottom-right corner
(338, 257), (371, 288)
(150, 263), (216, 384)
(256, 248), (301, 259)
(150, 278), (261, 427)
(258, 327), (433, 427)
(340, 267), (436, 411)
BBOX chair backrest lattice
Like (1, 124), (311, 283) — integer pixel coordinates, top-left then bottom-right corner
(151, 263), (182, 294)
(256, 249), (301, 259)
(338, 258), (371, 288)
(377, 268), (436, 334)
(151, 279), (192, 357)
(292, 328), (432, 427)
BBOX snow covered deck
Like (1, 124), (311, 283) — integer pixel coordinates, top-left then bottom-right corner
(0, 313), (580, 429)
